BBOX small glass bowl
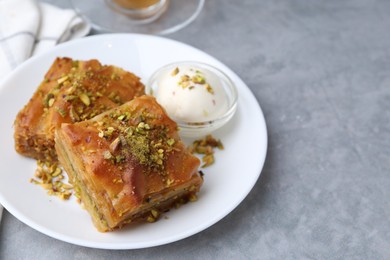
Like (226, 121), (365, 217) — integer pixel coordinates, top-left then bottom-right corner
(147, 61), (238, 138)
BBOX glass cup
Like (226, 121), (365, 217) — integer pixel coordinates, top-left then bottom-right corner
(71, 0), (205, 35)
(106, 0), (169, 23)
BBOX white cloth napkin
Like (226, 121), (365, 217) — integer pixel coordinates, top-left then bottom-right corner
(0, 0), (90, 223)
(0, 0), (90, 78)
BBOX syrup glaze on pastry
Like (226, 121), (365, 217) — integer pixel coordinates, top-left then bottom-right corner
(14, 57), (145, 162)
(55, 95), (203, 232)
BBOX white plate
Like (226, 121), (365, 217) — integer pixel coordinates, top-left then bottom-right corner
(0, 34), (267, 249)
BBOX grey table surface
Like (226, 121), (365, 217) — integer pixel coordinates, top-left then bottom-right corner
(1, 0), (390, 259)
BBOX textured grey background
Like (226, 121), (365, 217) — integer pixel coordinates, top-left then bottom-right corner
(1, 0), (390, 259)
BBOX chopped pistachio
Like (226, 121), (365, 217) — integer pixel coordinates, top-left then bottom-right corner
(171, 67), (179, 76)
(151, 209), (160, 218)
(110, 137), (121, 152)
(48, 98), (55, 107)
(188, 134), (224, 168)
(59, 192), (72, 200)
(64, 95), (78, 101)
(66, 86), (75, 94)
(103, 150), (113, 160)
(192, 75), (206, 84)
(166, 178), (175, 186)
(55, 107), (67, 117)
(79, 93), (91, 106)
(61, 183), (73, 190)
(217, 140), (224, 150)
(167, 138), (175, 146)
(202, 154), (215, 168)
(180, 75), (190, 82)
(52, 88), (60, 95)
(51, 167), (62, 177)
(30, 160), (73, 200)
(147, 216), (156, 223)
(106, 127), (115, 136)
(115, 155), (125, 163)
(179, 81), (190, 88)
(57, 75), (69, 84)
(117, 114), (126, 121)
(205, 84), (214, 94)
(40, 183), (53, 190)
(69, 106), (80, 122)
(125, 127), (133, 136)
(189, 194), (198, 202)
(194, 145), (209, 154)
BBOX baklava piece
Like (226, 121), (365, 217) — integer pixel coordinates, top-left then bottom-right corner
(55, 96), (203, 232)
(14, 57), (145, 162)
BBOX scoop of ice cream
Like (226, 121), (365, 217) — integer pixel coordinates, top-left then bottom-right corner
(155, 65), (228, 122)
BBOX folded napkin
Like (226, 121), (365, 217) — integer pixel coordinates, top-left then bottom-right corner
(0, 0), (90, 223)
(0, 0), (90, 78)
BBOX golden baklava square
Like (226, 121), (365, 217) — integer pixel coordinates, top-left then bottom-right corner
(14, 57), (145, 162)
(55, 95), (203, 231)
